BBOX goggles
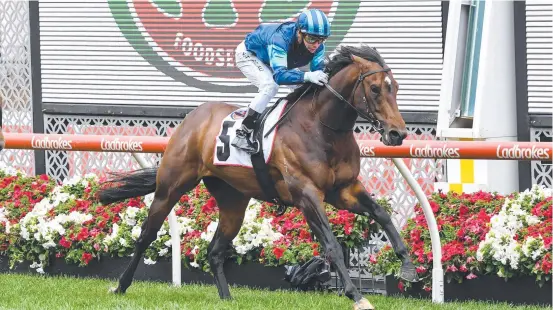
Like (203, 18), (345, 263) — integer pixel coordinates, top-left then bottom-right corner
(303, 33), (327, 44)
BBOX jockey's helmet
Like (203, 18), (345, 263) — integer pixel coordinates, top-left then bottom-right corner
(296, 9), (331, 38)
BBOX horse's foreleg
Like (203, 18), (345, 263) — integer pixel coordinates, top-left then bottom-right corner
(327, 180), (418, 283)
(203, 177), (249, 300)
(111, 164), (200, 294)
(296, 185), (374, 310)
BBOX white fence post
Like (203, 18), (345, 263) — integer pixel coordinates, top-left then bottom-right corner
(392, 158), (444, 303)
(131, 153), (181, 287)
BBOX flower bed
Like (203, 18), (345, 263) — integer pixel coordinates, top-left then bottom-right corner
(0, 167), (389, 277)
(369, 185), (552, 304)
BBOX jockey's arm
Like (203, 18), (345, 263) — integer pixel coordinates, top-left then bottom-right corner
(268, 39), (304, 85)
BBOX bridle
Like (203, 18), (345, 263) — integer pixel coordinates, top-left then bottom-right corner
(263, 67), (392, 139)
(322, 67), (391, 133)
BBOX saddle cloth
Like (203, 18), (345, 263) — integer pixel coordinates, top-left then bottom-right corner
(213, 99), (288, 168)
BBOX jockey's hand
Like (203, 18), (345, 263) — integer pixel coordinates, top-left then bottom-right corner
(304, 70), (329, 86)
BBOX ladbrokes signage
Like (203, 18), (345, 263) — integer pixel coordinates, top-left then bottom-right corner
(110, 0), (360, 93)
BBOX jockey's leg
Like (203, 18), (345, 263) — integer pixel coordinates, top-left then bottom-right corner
(232, 41), (279, 154)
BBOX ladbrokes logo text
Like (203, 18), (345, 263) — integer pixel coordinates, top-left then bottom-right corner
(409, 144), (461, 159)
(31, 136), (73, 150)
(101, 138), (143, 152)
(496, 145), (550, 160)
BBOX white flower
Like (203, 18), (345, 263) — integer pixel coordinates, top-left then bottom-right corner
(190, 261), (199, 268)
(62, 175), (81, 186)
(201, 221), (219, 242)
(477, 185), (551, 274)
(158, 248), (169, 256)
(157, 226), (168, 237)
(131, 226), (142, 241)
(104, 223), (120, 245)
(42, 240), (57, 249)
(144, 193), (155, 207)
(144, 258), (157, 265)
(122, 207), (140, 226)
(178, 217), (195, 235)
(119, 238), (128, 247)
(0, 162), (24, 176)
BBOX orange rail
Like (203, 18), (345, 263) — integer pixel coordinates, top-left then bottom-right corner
(3, 133), (552, 160)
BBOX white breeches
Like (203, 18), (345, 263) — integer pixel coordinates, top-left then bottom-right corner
(235, 41), (280, 114)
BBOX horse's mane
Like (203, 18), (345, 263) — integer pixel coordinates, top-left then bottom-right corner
(285, 44), (387, 103)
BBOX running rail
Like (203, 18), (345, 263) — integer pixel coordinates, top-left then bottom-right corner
(3, 133), (552, 303)
(4, 133), (551, 160)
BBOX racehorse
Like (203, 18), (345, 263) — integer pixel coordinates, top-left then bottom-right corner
(97, 44), (418, 310)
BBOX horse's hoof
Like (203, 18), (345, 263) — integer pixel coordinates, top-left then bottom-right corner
(400, 261), (419, 282)
(108, 286), (124, 295)
(353, 298), (375, 310)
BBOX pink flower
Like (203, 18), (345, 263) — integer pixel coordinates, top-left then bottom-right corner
(466, 273), (478, 280)
(369, 255), (378, 264)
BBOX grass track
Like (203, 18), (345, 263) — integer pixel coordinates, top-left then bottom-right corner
(0, 274), (549, 310)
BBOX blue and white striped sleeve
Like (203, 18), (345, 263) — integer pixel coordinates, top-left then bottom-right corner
(310, 44), (326, 72)
(267, 39), (304, 85)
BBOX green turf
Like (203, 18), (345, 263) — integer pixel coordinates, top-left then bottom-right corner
(0, 273), (549, 310)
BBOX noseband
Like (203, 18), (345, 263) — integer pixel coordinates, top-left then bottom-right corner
(324, 67), (391, 133)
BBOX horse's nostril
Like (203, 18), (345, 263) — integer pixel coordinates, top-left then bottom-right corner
(389, 130), (401, 140)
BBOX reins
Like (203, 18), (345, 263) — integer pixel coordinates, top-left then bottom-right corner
(264, 67), (390, 138)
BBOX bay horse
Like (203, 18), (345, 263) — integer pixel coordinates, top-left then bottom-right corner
(98, 45), (418, 310)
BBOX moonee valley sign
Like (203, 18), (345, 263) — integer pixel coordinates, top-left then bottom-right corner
(109, 0), (359, 93)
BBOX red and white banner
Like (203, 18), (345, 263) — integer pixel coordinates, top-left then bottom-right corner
(3, 133), (552, 160)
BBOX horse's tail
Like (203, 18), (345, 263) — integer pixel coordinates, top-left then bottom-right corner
(97, 167), (158, 205)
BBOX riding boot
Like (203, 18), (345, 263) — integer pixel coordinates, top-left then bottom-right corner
(231, 108), (261, 154)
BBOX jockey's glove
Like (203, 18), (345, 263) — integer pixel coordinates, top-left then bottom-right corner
(304, 70), (329, 86)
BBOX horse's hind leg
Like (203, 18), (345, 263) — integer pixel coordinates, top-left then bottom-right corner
(203, 177), (249, 300)
(111, 162), (200, 294)
(326, 180), (418, 283)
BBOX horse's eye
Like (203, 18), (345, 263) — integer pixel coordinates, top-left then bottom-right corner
(370, 85), (380, 95)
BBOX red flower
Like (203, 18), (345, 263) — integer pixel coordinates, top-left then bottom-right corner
(299, 229), (311, 241)
(81, 252), (93, 265)
(59, 236), (72, 249)
(344, 224), (353, 235)
(76, 227), (89, 241)
(273, 247), (285, 259)
(459, 204), (469, 216)
(39, 174), (49, 181)
(430, 201), (440, 214)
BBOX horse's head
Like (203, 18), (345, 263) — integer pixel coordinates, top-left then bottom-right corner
(348, 54), (407, 146)
(324, 45), (408, 146)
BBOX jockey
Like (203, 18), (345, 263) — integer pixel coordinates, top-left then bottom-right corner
(232, 9), (331, 153)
